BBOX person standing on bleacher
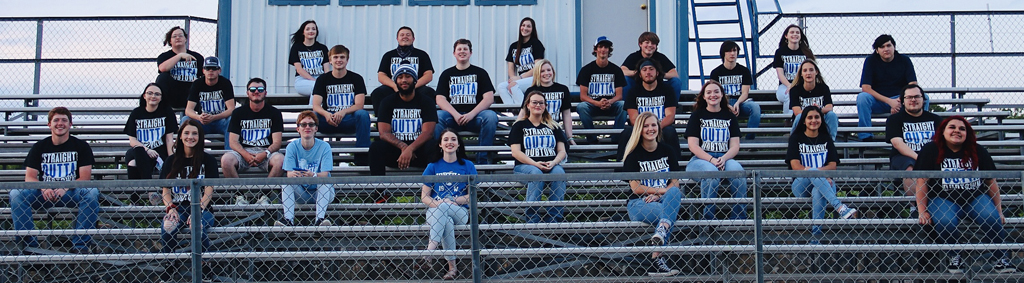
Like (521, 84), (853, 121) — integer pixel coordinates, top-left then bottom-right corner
(370, 63), (438, 177)
(183, 56), (234, 140)
(856, 34), (928, 141)
(156, 26), (203, 110)
(709, 40), (759, 140)
(11, 107), (99, 254)
(616, 58), (680, 161)
(434, 39), (498, 165)
(276, 111), (336, 227)
(370, 26), (435, 116)
(886, 84), (942, 205)
(125, 83), (178, 181)
(577, 36), (628, 144)
(221, 78), (285, 179)
(311, 44), (371, 165)
(620, 32), (683, 102)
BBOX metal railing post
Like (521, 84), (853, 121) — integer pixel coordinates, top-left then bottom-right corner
(29, 19), (43, 122)
(468, 175), (483, 283)
(950, 14), (957, 92)
(752, 170), (765, 283)
(190, 178), (203, 283)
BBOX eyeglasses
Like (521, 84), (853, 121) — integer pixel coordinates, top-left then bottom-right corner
(904, 95), (923, 100)
(529, 100), (546, 106)
(248, 87), (266, 93)
(145, 91), (162, 96)
(297, 122), (317, 128)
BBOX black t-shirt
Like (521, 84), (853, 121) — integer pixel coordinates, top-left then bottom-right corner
(157, 50), (204, 83)
(622, 142), (680, 199)
(159, 153), (220, 204)
(915, 142), (996, 204)
(377, 47), (434, 79)
(378, 92), (438, 143)
(576, 61), (627, 100)
(505, 39), (546, 75)
(313, 71), (367, 114)
(188, 76), (235, 115)
(885, 111), (944, 157)
(436, 65), (496, 113)
(124, 106), (179, 158)
(508, 120), (566, 165)
(771, 47), (806, 83)
(785, 130), (839, 170)
(288, 41), (329, 77)
(25, 136), (95, 182)
(525, 83), (572, 121)
(228, 104), (284, 148)
(624, 82), (678, 122)
(709, 64), (752, 97)
(685, 109), (740, 153)
(621, 51), (677, 72)
(860, 52), (917, 98)
(788, 82), (834, 110)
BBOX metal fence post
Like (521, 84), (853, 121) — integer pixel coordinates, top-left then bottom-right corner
(950, 14), (957, 92)
(752, 170), (765, 283)
(184, 17), (192, 51)
(28, 19), (43, 122)
(468, 175), (482, 283)
(190, 178), (203, 283)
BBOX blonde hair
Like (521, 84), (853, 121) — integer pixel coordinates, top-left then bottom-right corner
(621, 112), (661, 161)
(516, 90), (560, 130)
(530, 59), (554, 88)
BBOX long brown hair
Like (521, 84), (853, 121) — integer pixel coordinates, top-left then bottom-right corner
(696, 80), (730, 111)
(933, 116), (979, 170)
(514, 17), (538, 65)
(516, 90), (559, 130)
(778, 24), (815, 60)
(165, 119), (206, 179)
(791, 59), (826, 88)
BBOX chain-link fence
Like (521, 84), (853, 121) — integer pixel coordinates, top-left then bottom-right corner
(1, 171), (1021, 282)
(754, 11), (1024, 108)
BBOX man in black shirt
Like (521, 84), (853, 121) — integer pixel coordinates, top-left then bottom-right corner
(369, 63), (438, 177)
(184, 56), (235, 138)
(11, 107), (99, 254)
(709, 41), (759, 140)
(434, 39), (498, 164)
(577, 36), (628, 144)
(371, 26), (435, 112)
(617, 58), (680, 161)
(620, 32), (683, 101)
(222, 78), (285, 178)
(886, 85), (943, 201)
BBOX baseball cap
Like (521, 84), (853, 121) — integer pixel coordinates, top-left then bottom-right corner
(204, 56), (221, 69)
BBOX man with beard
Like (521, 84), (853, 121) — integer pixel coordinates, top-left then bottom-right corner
(620, 32), (683, 101)
(886, 84), (943, 206)
(222, 78), (285, 178)
(616, 58), (680, 161)
(856, 34), (928, 141)
(370, 63), (438, 177)
(370, 26), (435, 115)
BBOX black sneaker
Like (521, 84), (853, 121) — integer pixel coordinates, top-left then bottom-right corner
(274, 218), (294, 226)
(648, 257), (680, 277)
(993, 258), (1017, 273)
(948, 255), (964, 274)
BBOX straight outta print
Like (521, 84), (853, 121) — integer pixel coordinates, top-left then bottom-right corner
(522, 127), (556, 158)
(392, 109), (423, 141)
(40, 151), (78, 182)
(240, 119), (273, 147)
(700, 119), (732, 153)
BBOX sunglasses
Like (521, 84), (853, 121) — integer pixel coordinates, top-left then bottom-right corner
(204, 67), (220, 71)
(248, 87), (266, 93)
(297, 122), (317, 128)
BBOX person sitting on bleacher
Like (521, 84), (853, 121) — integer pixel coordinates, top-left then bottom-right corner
(276, 111), (336, 227)
(856, 34), (929, 141)
(158, 119), (218, 281)
(370, 26), (435, 116)
(288, 20), (330, 97)
(11, 107), (99, 254)
(222, 78), (285, 178)
(577, 36), (628, 144)
(417, 129), (476, 280)
(914, 116), (1016, 274)
(125, 83), (177, 181)
(156, 26), (203, 110)
(369, 63), (438, 177)
(434, 39), (498, 165)
(772, 24), (814, 118)
(886, 84), (942, 208)
(620, 111), (681, 277)
(523, 59), (574, 145)
(620, 32), (683, 102)
(788, 59), (838, 141)
(510, 91), (567, 223)
(183, 56), (234, 140)
(709, 40), (759, 140)
(786, 105), (858, 240)
(311, 44), (371, 165)
(616, 58), (680, 161)
(685, 80), (748, 220)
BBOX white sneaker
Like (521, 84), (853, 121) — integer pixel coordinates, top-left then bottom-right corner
(234, 195), (249, 205)
(651, 225), (668, 246)
(256, 195), (270, 205)
(316, 218), (332, 226)
(837, 205), (858, 219)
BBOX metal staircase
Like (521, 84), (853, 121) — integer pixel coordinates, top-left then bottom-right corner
(690, 0), (781, 88)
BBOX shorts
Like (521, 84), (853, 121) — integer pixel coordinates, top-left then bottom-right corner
(228, 147), (283, 172)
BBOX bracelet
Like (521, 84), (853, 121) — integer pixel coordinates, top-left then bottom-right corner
(165, 204), (177, 213)
(264, 150), (272, 156)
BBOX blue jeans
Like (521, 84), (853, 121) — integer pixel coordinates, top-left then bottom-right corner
(282, 184), (336, 221)
(318, 109), (372, 147)
(623, 77), (684, 102)
(856, 92), (930, 140)
(576, 100), (627, 144)
(514, 164), (566, 223)
(791, 173), (844, 235)
(181, 116), (231, 149)
(729, 98), (761, 140)
(10, 188), (100, 249)
(435, 109), (498, 164)
(627, 186), (682, 244)
(686, 153), (748, 220)
(928, 194), (1007, 259)
(426, 202), (469, 261)
(792, 111), (839, 142)
(161, 205), (214, 253)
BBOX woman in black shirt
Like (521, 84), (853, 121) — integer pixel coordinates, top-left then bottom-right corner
(156, 26), (203, 109)
(772, 24), (814, 116)
(509, 91), (567, 223)
(124, 83), (177, 181)
(785, 106), (857, 239)
(288, 20), (330, 97)
(497, 17), (545, 106)
(914, 116), (1014, 274)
